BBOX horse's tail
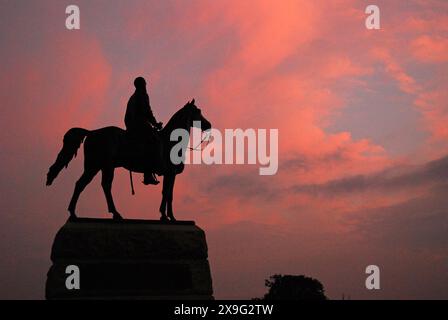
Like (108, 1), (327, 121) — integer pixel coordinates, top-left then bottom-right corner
(46, 128), (90, 186)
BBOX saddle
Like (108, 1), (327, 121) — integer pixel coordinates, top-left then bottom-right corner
(123, 131), (164, 174)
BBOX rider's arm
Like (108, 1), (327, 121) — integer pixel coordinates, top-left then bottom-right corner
(142, 94), (158, 126)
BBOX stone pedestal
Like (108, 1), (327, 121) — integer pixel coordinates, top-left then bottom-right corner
(46, 218), (213, 299)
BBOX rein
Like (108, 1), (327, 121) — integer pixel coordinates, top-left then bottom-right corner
(188, 130), (212, 151)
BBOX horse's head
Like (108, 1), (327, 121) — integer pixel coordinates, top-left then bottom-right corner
(183, 98), (212, 132)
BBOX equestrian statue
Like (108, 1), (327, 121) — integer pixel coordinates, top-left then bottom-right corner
(46, 77), (212, 221)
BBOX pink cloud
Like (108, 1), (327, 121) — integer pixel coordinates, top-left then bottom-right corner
(0, 33), (111, 151)
(412, 35), (448, 63)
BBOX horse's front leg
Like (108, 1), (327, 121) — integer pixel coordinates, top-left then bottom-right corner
(159, 175), (169, 221)
(166, 174), (176, 221)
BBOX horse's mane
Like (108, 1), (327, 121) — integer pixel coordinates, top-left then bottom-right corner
(161, 104), (189, 135)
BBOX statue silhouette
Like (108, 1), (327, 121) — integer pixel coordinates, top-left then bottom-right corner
(46, 97), (211, 221)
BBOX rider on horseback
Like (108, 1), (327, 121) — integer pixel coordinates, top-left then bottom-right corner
(125, 77), (163, 185)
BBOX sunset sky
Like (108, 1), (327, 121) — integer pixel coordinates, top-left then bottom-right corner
(1, 0), (448, 299)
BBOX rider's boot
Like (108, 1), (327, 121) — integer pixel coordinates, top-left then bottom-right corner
(154, 142), (167, 175)
(141, 135), (160, 185)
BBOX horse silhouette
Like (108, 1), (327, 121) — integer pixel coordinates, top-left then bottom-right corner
(46, 99), (211, 221)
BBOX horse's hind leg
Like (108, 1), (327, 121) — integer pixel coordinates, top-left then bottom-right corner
(68, 168), (99, 218)
(101, 167), (122, 220)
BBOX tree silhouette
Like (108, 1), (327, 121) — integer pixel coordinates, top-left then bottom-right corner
(261, 274), (327, 300)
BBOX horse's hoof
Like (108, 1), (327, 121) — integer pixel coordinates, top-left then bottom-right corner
(168, 216), (177, 222)
(112, 212), (124, 220)
(160, 215), (169, 222)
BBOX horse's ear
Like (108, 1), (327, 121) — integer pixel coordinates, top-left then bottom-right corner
(191, 98), (195, 105)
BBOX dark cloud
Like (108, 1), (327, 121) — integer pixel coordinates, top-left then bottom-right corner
(291, 154), (448, 195)
(205, 171), (280, 201)
(281, 149), (349, 171)
(346, 183), (448, 251)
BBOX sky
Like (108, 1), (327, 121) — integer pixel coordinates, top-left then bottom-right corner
(0, 0), (447, 299)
